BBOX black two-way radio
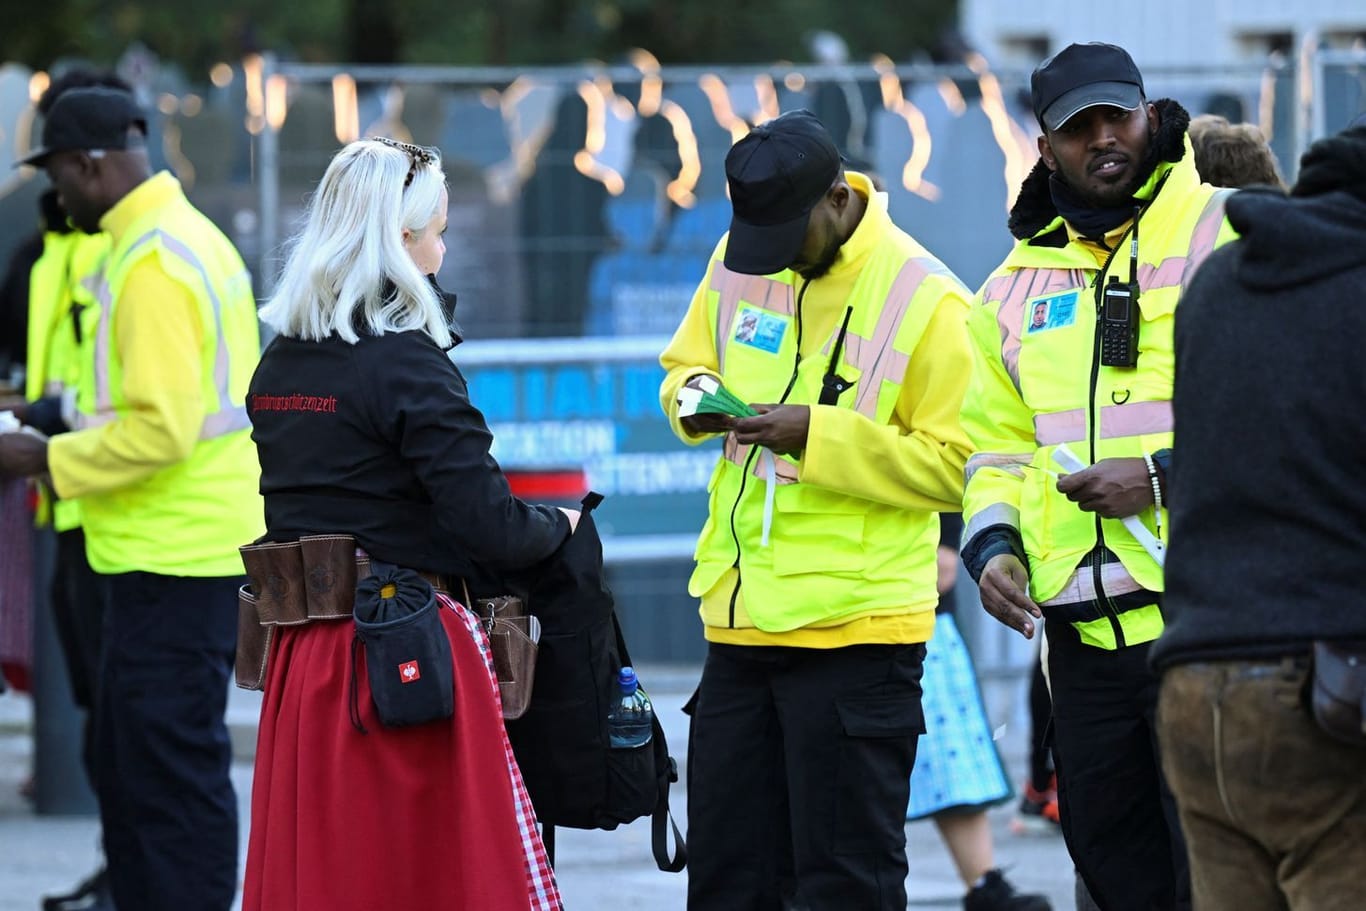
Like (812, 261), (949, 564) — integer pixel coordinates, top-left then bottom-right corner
(818, 305), (857, 406)
(1099, 206), (1142, 368)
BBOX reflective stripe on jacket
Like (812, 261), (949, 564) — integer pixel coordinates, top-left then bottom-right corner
(688, 205), (966, 633)
(961, 152), (1235, 649)
(68, 172), (262, 576)
(26, 231), (107, 531)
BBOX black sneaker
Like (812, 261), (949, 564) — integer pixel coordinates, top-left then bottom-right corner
(964, 869), (1052, 911)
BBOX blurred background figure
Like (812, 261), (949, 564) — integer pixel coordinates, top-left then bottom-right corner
(907, 513), (1051, 911)
(519, 90), (614, 337)
(1188, 114), (1285, 189)
(0, 66), (132, 911)
(0, 83), (263, 911)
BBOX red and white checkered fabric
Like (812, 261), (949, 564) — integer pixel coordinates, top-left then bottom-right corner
(444, 593), (562, 911)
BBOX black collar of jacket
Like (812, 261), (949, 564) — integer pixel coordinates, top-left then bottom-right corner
(1008, 98), (1192, 245)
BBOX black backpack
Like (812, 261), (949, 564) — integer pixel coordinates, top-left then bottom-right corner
(506, 492), (687, 872)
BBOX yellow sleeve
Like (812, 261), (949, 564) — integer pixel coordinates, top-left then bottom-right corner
(48, 259), (206, 499)
(959, 283), (1036, 540)
(799, 283), (973, 512)
(658, 238), (725, 444)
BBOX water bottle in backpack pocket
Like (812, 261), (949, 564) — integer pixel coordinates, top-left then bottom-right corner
(608, 666), (653, 748)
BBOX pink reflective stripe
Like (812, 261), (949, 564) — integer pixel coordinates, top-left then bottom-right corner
(841, 258), (934, 418)
(1041, 560), (1144, 607)
(1034, 400), (1173, 446)
(198, 405), (251, 440)
(157, 231), (236, 418)
(1033, 409), (1087, 446)
(1133, 193), (1229, 292)
(964, 451), (1030, 485)
(980, 274), (1016, 304)
(74, 404), (248, 441)
(720, 434), (798, 483)
(710, 265), (793, 373)
(723, 434), (750, 467)
(74, 411), (115, 431)
(80, 229), (247, 440)
(992, 269), (1087, 395)
(761, 456), (798, 484)
(86, 231), (158, 421)
(1137, 256), (1187, 289)
(988, 272), (1031, 394)
(1102, 399), (1172, 437)
(91, 276), (115, 415)
(1180, 189), (1232, 292)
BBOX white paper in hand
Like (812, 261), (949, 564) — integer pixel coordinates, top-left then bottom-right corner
(676, 387), (703, 417)
(1052, 444), (1165, 566)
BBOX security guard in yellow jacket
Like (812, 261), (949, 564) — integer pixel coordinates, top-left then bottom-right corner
(660, 110), (972, 911)
(21, 189), (108, 772)
(0, 87), (262, 911)
(960, 44), (1235, 911)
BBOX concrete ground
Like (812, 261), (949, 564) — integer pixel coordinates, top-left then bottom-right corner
(0, 664), (1077, 910)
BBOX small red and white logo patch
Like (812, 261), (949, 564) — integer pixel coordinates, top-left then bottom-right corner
(398, 660), (421, 683)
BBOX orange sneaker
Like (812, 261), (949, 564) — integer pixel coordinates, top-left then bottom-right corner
(1011, 776), (1061, 835)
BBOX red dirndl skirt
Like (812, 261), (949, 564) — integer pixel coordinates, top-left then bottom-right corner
(241, 594), (560, 910)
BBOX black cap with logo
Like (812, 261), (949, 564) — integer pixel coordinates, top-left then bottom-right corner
(1031, 42), (1145, 133)
(19, 86), (148, 167)
(723, 109), (841, 275)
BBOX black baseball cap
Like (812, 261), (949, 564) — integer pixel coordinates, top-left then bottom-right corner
(724, 109), (841, 275)
(19, 86), (148, 167)
(1031, 43), (1145, 132)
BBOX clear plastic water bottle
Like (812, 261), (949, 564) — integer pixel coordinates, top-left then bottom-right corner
(607, 666), (654, 748)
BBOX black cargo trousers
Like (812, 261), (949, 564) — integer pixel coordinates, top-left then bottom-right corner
(685, 641), (926, 911)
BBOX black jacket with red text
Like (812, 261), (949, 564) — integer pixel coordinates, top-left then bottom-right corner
(247, 328), (569, 591)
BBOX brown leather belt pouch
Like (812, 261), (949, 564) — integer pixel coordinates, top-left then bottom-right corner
(472, 595), (538, 720)
(236, 535), (453, 690)
(236, 535), (365, 690)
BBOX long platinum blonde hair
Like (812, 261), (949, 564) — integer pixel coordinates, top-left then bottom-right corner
(260, 139), (451, 347)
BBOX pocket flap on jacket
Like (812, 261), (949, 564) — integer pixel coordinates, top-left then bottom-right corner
(835, 694), (925, 738)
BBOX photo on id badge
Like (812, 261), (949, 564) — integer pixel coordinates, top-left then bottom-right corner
(733, 305), (787, 354)
(1025, 290), (1079, 334)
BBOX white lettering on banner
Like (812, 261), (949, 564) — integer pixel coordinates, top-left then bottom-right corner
(587, 451), (717, 496)
(488, 421), (617, 466)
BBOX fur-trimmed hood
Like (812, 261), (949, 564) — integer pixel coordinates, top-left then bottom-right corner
(1007, 99), (1192, 240)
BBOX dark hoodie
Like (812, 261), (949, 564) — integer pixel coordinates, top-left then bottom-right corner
(1152, 126), (1366, 669)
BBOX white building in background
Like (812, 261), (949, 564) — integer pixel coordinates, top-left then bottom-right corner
(962, 0), (1366, 70)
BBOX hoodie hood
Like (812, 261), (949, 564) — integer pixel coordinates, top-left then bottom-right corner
(1008, 98), (1191, 241)
(1225, 126), (1366, 291)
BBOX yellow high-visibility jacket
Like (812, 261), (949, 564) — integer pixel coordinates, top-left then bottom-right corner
(660, 173), (972, 648)
(25, 230), (107, 530)
(47, 172), (263, 576)
(961, 149), (1235, 650)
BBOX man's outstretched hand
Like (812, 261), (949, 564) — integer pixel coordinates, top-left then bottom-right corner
(979, 553), (1041, 639)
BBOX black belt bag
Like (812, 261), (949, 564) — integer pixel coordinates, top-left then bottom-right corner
(351, 565), (454, 730)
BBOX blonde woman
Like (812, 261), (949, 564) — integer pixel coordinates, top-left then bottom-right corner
(241, 138), (574, 911)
